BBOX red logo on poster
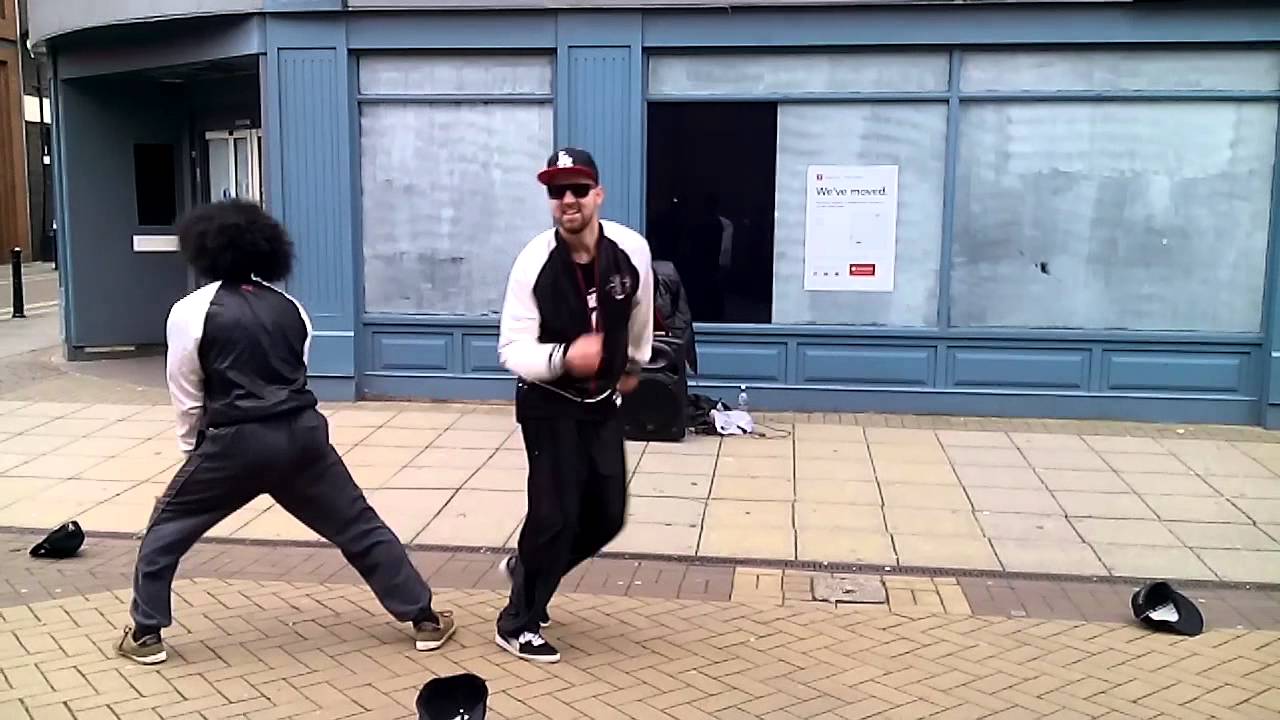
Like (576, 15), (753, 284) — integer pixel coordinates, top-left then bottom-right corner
(849, 264), (876, 277)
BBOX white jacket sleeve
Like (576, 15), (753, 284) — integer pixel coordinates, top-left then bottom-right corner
(498, 241), (565, 382)
(628, 241), (654, 373)
(165, 296), (207, 453)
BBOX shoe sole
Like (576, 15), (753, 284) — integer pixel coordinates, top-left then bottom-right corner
(119, 649), (167, 665)
(494, 631), (561, 664)
(415, 623), (457, 652)
(499, 556), (551, 629)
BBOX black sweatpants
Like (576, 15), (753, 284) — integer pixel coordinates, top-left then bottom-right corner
(497, 411), (627, 637)
(130, 408), (434, 630)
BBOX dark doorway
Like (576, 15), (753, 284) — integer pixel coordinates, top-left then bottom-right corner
(646, 102), (777, 324)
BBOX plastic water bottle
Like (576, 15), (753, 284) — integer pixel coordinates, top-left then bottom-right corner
(737, 385), (749, 411)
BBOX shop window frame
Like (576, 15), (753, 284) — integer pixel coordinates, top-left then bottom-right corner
(353, 50), (556, 319)
(643, 43), (1280, 342)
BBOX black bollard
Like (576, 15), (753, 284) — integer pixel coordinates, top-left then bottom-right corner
(10, 248), (25, 319)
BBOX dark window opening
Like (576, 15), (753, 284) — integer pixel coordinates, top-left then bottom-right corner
(133, 143), (178, 226)
(646, 102), (777, 324)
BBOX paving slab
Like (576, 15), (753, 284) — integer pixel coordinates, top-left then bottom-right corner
(977, 512), (1081, 542)
(1197, 549), (1280, 584)
(1072, 518), (1183, 548)
(955, 464), (1044, 489)
(895, 534), (1000, 571)
(1167, 522), (1280, 551)
(885, 507), (983, 537)
(991, 539), (1106, 575)
(1054, 491), (1156, 520)
(1091, 544), (1217, 581)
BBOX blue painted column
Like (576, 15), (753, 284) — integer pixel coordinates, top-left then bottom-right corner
(1261, 105), (1280, 428)
(556, 12), (644, 230)
(264, 15), (357, 400)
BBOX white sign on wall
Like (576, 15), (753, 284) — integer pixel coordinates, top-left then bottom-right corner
(803, 164), (899, 292)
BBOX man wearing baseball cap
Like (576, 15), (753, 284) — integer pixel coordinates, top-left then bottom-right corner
(493, 147), (654, 662)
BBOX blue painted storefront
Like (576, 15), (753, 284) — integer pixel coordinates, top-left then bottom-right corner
(35, 2), (1280, 427)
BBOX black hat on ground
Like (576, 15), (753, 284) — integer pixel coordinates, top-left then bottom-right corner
(29, 521), (85, 559)
(1131, 580), (1204, 636)
(416, 673), (487, 720)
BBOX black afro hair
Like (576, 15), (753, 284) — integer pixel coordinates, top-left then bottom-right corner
(177, 199), (294, 283)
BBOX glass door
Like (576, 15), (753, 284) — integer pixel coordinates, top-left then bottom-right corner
(205, 129), (263, 203)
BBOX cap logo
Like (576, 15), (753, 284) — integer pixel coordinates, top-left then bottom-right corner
(556, 151), (574, 169)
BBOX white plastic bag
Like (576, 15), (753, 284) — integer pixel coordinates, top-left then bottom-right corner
(710, 408), (754, 436)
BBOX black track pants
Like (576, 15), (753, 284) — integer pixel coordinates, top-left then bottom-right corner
(130, 408), (434, 629)
(497, 411), (627, 637)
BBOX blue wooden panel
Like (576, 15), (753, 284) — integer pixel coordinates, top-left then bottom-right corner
(310, 377), (357, 402)
(797, 345), (933, 387)
(347, 13), (557, 49)
(360, 375), (1257, 427)
(1104, 352), (1249, 394)
(309, 333), (356, 377)
(276, 47), (352, 331)
(372, 333), (452, 372)
(463, 335), (504, 374)
(950, 348), (1090, 390)
(696, 342), (787, 383)
(363, 375), (517, 403)
(563, 46), (637, 227)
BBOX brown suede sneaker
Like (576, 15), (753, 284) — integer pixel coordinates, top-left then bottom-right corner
(414, 610), (456, 652)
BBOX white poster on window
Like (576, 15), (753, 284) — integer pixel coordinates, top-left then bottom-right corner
(803, 164), (899, 292)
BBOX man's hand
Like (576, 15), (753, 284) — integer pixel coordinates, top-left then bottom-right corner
(565, 333), (603, 377)
(618, 373), (639, 394)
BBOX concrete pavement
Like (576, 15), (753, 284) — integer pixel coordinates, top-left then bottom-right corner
(1, 399), (1279, 585)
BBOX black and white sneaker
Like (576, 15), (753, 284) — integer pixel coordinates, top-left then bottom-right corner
(497, 555), (551, 628)
(495, 630), (561, 663)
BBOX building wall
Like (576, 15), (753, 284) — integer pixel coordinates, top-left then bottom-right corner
(18, 0), (52, 262)
(42, 2), (1280, 426)
(335, 5), (1280, 427)
(0, 0), (31, 259)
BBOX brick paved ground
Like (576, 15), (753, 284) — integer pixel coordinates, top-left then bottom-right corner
(2, 531), (1280, 719)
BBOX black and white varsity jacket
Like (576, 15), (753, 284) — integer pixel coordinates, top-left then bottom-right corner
(498, 220), (654, 419)
(165, 279), (318, 453)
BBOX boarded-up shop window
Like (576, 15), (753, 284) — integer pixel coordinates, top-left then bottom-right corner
(773, 103), (947, 326)
(951, 101), (1277, 332)
(648, 52), (950, 96)
(359, 55), (554, 96)
(960, 49), (1280, 93)
(358, 55), (553, 316)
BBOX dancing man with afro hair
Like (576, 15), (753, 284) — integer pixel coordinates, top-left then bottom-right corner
(117, 200), (456, 665)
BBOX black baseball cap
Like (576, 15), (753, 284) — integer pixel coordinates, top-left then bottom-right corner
(538, 147), (599, 186)
(1130, 581), (1204, 636)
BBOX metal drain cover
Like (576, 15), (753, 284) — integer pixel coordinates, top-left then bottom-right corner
(812, 575), (886, 604)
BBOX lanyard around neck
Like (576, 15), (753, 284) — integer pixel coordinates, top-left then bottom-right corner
(573, 257), (601, 333)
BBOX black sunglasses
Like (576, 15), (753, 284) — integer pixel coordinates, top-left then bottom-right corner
(547, 183), (594, 200)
